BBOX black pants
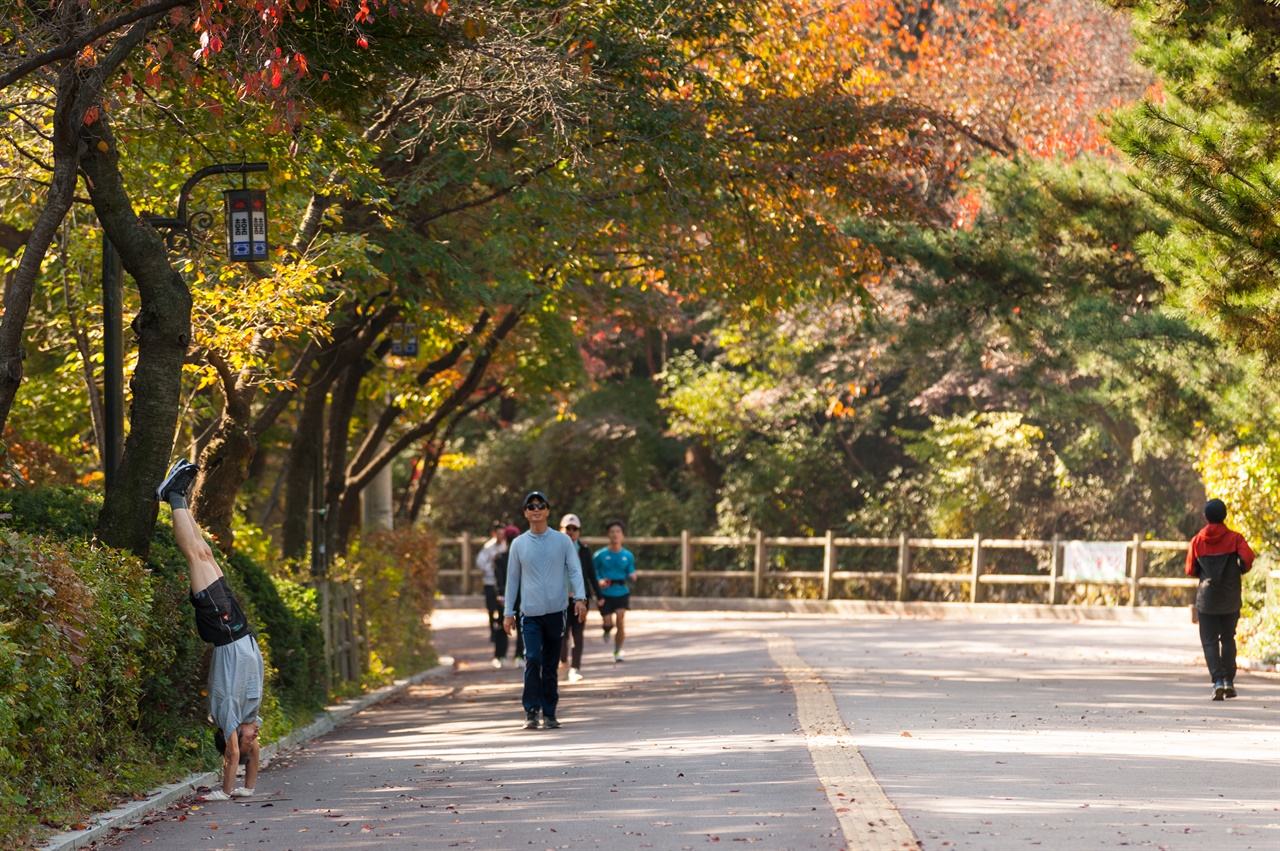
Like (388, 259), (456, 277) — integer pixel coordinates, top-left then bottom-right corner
(1197, 609), (1240, 684)
(484, 586), (507, 659)
(519, 611), (566, 715)
(561, 604), (586, 669)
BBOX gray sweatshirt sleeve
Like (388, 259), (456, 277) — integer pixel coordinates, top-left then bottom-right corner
(567, 536), (586, 601)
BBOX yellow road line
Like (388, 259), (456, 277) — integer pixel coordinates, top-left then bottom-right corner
(766, 635), (920, 851)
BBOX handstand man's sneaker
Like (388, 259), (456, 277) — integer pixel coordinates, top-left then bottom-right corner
(1224, 681), (1237, 698)
(1212, 681), (1227, 701)
(157, 459), (198, 502)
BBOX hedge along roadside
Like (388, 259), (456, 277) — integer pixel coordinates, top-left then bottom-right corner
(0, 486), (327, 849)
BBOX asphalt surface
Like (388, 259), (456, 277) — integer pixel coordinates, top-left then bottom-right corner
(86, 607), (1279, 851)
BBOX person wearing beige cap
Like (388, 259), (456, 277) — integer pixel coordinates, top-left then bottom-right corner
(558, 513), (599, 682)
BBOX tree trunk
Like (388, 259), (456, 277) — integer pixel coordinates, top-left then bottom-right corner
(190, 334), (276, 553)
(86, 119), (191, 555)
(281, 379), (327, 561)
(0, 62), (83, 438)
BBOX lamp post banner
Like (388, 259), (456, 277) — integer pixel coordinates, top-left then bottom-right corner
(224, 188), (269, 262)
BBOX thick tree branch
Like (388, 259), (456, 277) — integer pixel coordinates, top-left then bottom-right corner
(0, 0), (197, 91)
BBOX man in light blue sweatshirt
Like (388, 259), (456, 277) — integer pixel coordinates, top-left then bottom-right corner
(503, 490), (587, 729)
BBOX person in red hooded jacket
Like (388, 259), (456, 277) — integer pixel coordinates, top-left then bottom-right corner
(1185, 499), (1256, 701)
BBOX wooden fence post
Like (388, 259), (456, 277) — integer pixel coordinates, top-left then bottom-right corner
(897, 533), (910, 602)
(970, 533), (984, 604)
(1049, 534), (1061, 605)
(355, 580), (368, 679)
(319, 579), (333, 693)
(1130, 533), (1145, 608)
(753, 530), (765, 598)
(681, 529), (691, 598)
(460, 531), (473, 595)
(822, 530), (835, 600)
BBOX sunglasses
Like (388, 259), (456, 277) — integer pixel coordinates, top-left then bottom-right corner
(525, 502), (549, 511)
(564, 525), (580, 531)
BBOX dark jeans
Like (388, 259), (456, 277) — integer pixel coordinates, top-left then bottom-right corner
(1197, 609), (1240, 684)
(484, 586), (507, 660)
(561, 604), (586, 668)
(520, 611), (566, 716)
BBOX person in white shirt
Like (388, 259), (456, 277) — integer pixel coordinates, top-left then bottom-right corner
(476, 522), (509, 667)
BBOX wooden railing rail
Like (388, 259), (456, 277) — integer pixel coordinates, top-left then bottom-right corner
(434, 530), (1204, 608)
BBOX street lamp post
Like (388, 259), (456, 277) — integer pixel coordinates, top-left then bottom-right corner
(101, 161), (268, 489)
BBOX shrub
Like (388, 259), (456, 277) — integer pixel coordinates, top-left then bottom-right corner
(337, 527), (438, 678)
(0, 529), (155, 845)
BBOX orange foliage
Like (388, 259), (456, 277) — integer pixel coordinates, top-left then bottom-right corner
(0, 426), (80, 489)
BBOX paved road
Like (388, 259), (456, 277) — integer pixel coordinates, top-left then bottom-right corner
(89, 608), (1279, 850)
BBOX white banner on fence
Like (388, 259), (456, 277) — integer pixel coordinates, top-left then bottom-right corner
(1062, 541), (1129, 582)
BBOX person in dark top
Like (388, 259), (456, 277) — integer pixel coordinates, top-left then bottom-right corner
(1185, 498), (1256, 700)
(493, 525), (522, 665)
(158, 459), (263, 800)
(558, 513), (598, 682)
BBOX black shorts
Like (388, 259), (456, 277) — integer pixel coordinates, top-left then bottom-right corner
(599, 593), (630, 616)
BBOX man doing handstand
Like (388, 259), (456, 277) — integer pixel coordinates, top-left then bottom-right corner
(158, 459), (263, 801)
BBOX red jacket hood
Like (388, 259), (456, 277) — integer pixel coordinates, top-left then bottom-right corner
(1199, 523), (1236, 546)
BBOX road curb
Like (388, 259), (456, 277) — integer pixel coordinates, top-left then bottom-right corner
(36, 658), (455, 851)
(433, 593), (1194, 623)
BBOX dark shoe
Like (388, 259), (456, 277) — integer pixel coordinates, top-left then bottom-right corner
(1224, 681), (1237, 698)
(1212, 682), (1226, 701)
(157, 460), (198, 502)
(523, 711), (539, 730)
(542, 714), (561, 729)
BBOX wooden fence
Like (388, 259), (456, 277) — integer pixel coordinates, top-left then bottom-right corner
(314, 579), (367, 689)
(433, 531), (1206, 607)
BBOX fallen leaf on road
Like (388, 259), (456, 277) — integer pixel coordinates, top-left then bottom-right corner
(901, 732), (912, 737)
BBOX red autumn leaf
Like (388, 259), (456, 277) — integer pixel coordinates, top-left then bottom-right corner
(357, 35), (369, 48)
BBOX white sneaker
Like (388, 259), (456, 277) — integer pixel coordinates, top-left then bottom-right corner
(490, 657), (503, 669)
(203, 789), (231, 801)
(568, 667), (583, 683)
(515, 656), (525, 668)
(230, 787), (255, 798)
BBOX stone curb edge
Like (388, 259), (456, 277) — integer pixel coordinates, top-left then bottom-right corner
(35, 657), (456, 851)
(435, 593), (1198, 622)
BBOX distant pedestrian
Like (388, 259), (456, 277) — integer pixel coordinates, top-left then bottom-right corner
(503, 492), (587, 729)
(593, 519), (637, 663)
(558, 513), (599, 682)
(158, 460), (262, 801)
(477, 522), (509, 668)
(1186, 498), (1256, 700)
(493, 525), (522, 665)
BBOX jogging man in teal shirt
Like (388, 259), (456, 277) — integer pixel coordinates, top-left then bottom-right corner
(593, 519), (637, 663)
